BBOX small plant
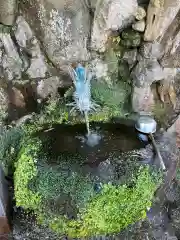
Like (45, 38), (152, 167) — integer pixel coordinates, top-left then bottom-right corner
(91, 80), (130, 114)
(0, 126), (24, 175)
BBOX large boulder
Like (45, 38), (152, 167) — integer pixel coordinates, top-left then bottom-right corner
(0, 0), (17, 26)
(19, 0), (90, 68)
(0, 32), (23, 80)
(91, 0), (138, 52)
(159, 10), (180, 68)
(139, 42), (164, 60)
(144, 0), (180, 42)
(131, 58), (164, 87)
(36, 76), (63, 100)
(132, 85), (154, 113)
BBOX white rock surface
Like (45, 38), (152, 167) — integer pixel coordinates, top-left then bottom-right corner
(91, 0), (138, 52)
(135, 6), (146, 20)
(132, 85), (154, 113)
(0, 33), (22, 80)
(132, 20), (145, 32)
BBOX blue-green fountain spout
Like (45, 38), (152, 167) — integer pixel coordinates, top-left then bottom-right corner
(67, 64), (99, 134)
(67, 64), (101, 146)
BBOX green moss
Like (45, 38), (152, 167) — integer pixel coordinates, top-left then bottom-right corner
(31, 158), (95, 210)
(118, 60), (131, 82)
(121, 29), (141, 48)
(0, 24), (12, 34)
(49, 166), (161, 238)
(105, 48), (119, 77)
(24, 99), (69, 131)
(108, 35), (125, 58)
(14, 139), (41, 210)
(14, 140), (161, 238)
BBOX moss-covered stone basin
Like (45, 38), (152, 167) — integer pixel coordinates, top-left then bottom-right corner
(13, 121), (162, 238)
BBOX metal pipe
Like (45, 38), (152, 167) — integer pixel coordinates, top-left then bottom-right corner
(149, 133), (166, 171)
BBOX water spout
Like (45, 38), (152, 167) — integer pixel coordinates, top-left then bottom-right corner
(67, 63), (99, 135)
(67, 63), (101, 146)
(84, 110), (90, 135)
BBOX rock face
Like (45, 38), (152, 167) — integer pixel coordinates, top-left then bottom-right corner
(122, 49), (137, 69)
(0, 88), (8, 123)
(19, 0), (90, 67)
(144, 0), (180, 42)
(160, 10), (180, 68)
(132, 85), (154, 113)
(91, 0), (138, 52)
(36, 76), (63, 100)
(0, 0), (16, 26)
(132, 19), (146, 32)
(139, 42), (163, 60)
(131, 58), (164, 87)
(135, 6), (146, 20)
(14, 16), (48, 78)
(89, 58), (110, 84)
(0, 32), (23, 80)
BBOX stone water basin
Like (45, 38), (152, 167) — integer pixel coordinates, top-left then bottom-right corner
(12, 120), (179, 239)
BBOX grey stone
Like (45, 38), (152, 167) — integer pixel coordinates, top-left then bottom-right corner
(144, 0), (180, 42)
(135, 6), (146, 20)
(26, 56), (47, 79)
(122, 49), (137, 68)
(89, 58), (111, 85)
(132, 85), (154, 113)
(91, 0), (138, 52)
(131, 58), (164, 87)
(14, 114), (34, 127)
(14, 16), (33, 48)
(0, 0), (16, 26)
(19, 0), (91, 67)
(14, 17), (48, 76)
(90, 0), (97, 9)
(170, 207), (180, 232)
(132, 20), (145, 32)
(0, 33), (22, 80)
(165, 183), (180, 203)
(139, 42), (164, 60)
(36, 76), (62, 100)
(159, 10), (180, 68)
